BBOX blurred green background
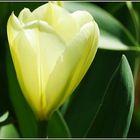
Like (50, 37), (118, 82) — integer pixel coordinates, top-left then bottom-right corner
(93, 2), (140, 137)
(0, 1), (140, 138)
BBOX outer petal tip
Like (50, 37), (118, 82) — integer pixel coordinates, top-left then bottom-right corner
(72, 10), (94, 29)
(18, 7), (35, 24)
(7, 12), (22, 46)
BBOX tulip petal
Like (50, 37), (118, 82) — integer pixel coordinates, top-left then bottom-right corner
(72, 10), (93, 29)
(8, 20), (66, 119)
(33, 2), (78, 42)
(7, 13), (22, 46)
(45, 21), (99, 117)
(7, 3), (99, 120)
(69, 21), (99, 91)
(18, 8), (36, 24)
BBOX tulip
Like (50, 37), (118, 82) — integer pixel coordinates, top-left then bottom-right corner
(7, 1), (99, 120)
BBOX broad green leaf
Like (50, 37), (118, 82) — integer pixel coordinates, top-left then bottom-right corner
(64, 48), (139, 137)
(48, 110), (71, 138)
(99, 30), (140, 51)
(6, 46), (38, 138)
(65, 2), (138, 46)
(85, 55), (134, 137)
(0, 124), (19, 138)
(94, 3), (136, 41)
(96, 2), (140, 45)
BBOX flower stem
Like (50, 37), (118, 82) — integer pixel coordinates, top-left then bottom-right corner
(37, 120), (48, 138)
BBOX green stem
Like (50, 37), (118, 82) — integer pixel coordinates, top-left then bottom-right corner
(37, 120), (48, 138)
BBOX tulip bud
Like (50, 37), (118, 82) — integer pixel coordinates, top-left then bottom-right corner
(7, 1), (99, 120)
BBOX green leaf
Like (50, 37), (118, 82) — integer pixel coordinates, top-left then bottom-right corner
(0, 112), (9, 124)
(0, 124), (19, 138)
(64, 48), (138, 137)
(126, 2), (140, 43)
(99, 30), (140, 51)
(48, 110), (71, 138)
(85, 55), (134, 137)
(0, 112), (11, 127)
(65, 2), (138, 46)
(101, 2), (140, 45)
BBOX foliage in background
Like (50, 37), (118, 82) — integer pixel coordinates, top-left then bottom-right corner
(0, 2), (139, 138)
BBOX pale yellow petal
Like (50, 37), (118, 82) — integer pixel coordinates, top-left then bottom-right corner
(7, 2), (99, 120)
(72, 10), (93, 29)
(62, 21), (99, 108)
(71, 21), (99, 91)
(18, 8), (36, 24)
(33, 2), (78, 42)
(45, 21), (99, 117)
(9, 20), (66, 120)
(7, 13), (22, 46)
